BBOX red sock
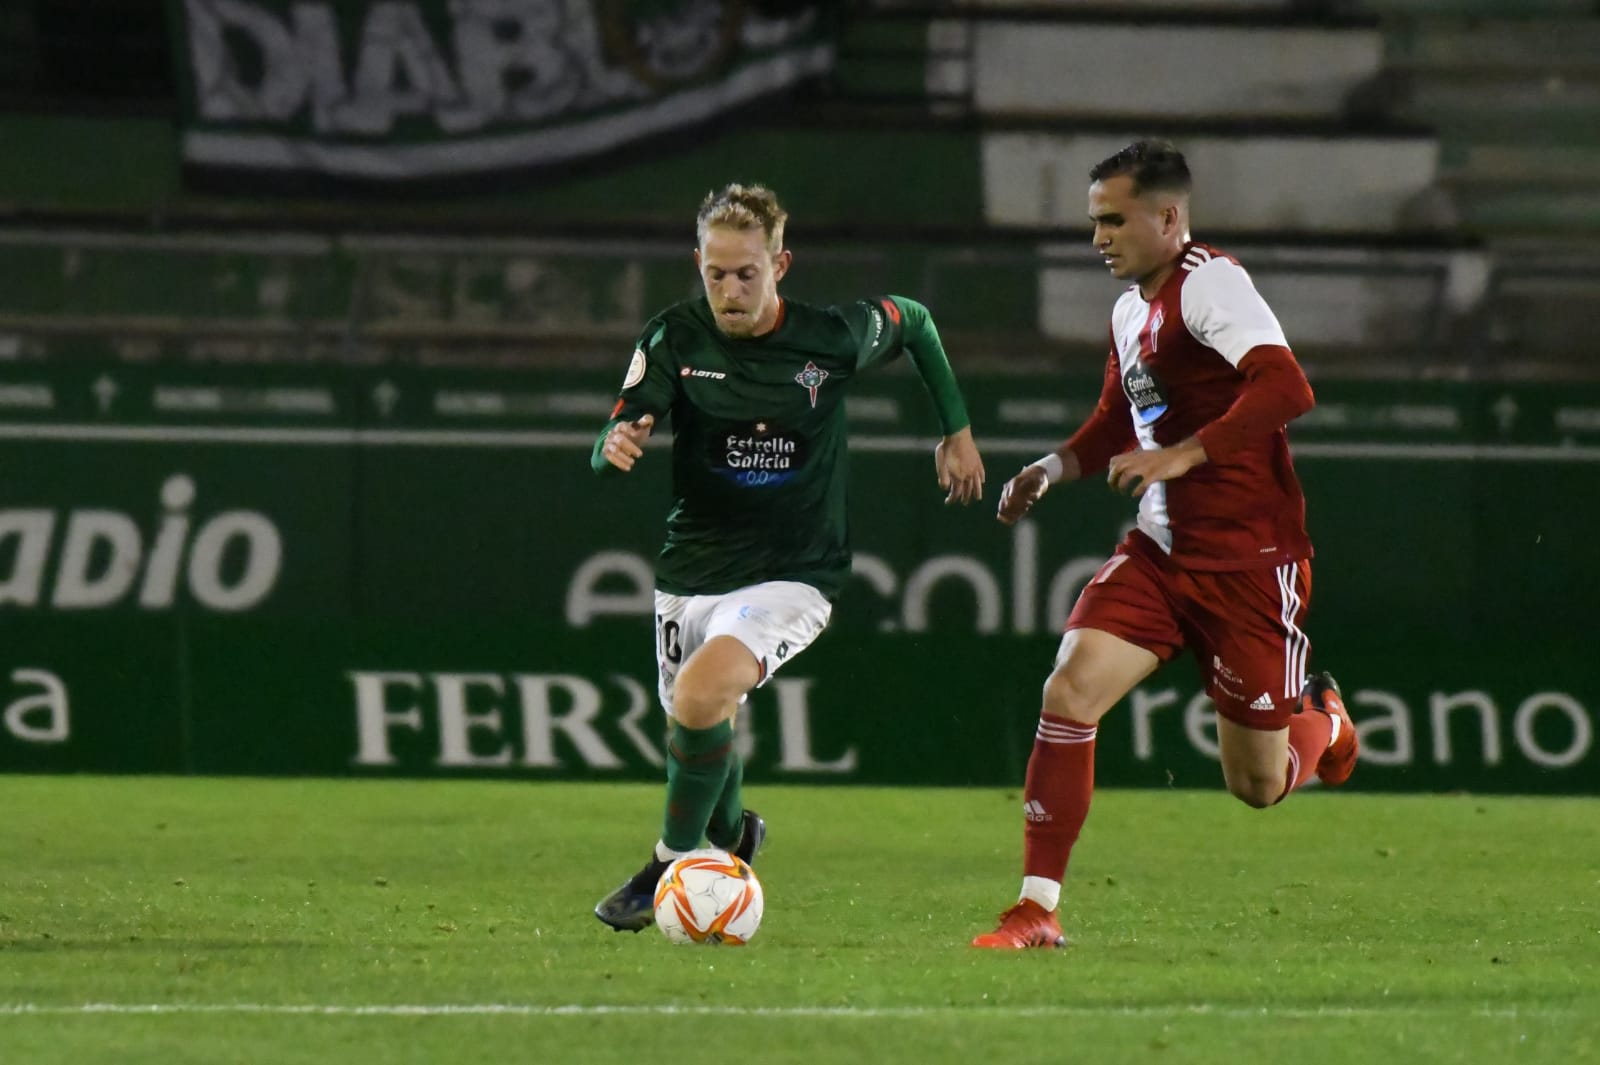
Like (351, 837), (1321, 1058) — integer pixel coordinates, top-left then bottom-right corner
(1276, 709), (1334, 802)
(1022, 713), (1097, 882)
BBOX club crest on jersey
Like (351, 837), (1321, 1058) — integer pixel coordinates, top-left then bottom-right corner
(794, 361), (829, 408)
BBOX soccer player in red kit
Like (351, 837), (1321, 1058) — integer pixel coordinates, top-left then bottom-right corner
(972, 140), (1358, 950)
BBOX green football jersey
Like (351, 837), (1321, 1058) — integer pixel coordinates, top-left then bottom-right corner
(596, 294), (965, 601)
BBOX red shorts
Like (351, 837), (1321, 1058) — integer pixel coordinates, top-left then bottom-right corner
(1065, 531), (1312, 730)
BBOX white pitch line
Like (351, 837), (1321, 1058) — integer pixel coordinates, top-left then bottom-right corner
(0, 1002), (1579, 1020)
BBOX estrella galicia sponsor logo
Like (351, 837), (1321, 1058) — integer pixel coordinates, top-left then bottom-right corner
(794, 361), (829, 408)
(709, 420), (809, 487)
(1123, 357), (1168, 425)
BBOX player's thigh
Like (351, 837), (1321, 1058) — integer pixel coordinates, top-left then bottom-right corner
(1045, 628), (1162, 725)
(673, 636), (765, 727)
(655, 602), (764, 728)
(1185, 560), (1311, 805)
(1216, 715), (1290, 806)
(665, 581), (828, 727)
(1186, 559), (1311, 731)
(699, 580), (832, 688)
(1048, 541), (1181, 723)
(653, 591), (699, 717)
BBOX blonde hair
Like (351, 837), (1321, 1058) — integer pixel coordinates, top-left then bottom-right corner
(696, 183), (787, 255)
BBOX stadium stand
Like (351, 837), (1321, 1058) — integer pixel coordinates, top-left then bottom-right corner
(0, 0), (1596, 376)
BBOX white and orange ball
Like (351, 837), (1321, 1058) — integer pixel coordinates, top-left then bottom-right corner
(653, 849), (764, 946)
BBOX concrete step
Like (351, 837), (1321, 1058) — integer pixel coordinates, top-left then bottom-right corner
(1395, 71), (1600, 142)
(1454, 188), (1600, 234)
(1364, 0), (1596, 16)
(1386, 19), (1600, 75)
(1439, 143), (1600, 187)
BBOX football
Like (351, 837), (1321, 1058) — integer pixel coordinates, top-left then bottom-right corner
(653, 849), (764, 945)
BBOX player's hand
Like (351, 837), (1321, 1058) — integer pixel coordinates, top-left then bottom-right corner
(997, 465), (1050, 525)
(1106, 439), (1207, 498)
(934, 426), (986, 505)
(601, 414), (655, 472)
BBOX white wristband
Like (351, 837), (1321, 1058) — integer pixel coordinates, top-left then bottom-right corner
(1030, 452), (1064, 485)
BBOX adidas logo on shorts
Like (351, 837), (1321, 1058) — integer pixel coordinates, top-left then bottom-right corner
(1023, 800), (1052, 823)
(1249, 693), (1276, 712)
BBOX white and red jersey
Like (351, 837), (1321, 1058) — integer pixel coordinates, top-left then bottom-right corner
(1071, 242), (1314, 571)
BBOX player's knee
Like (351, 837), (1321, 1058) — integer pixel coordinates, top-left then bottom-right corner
(672, 666), (745, 729)
(1225, 773), (1282, 810)
(1043, 666), (1116, 724)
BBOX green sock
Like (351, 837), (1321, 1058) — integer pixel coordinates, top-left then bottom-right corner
(706, 751), (745, 849)
(662, 720), (735, 853)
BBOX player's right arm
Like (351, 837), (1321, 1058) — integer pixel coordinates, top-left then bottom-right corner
(592, 321), (675, 476)
(997, 348), (1133, 524)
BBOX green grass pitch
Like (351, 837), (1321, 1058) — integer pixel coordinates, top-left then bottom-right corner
(1, 777), (1596, 1064)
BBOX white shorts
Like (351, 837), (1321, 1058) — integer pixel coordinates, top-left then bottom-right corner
(653, 580), (832, 717)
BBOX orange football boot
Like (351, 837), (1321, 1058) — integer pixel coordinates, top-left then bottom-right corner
(970, 899), (1066, 949)
(1301, 671), (1358, 786)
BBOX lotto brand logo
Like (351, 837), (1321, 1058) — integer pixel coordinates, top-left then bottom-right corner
(680, 367), (727, 380)
(867, 297), (900, 349)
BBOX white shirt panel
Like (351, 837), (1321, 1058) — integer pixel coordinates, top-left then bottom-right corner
(1137, 483), (1172, 554)
(1179, 256), (1288, 367)
(1110, 288), (1157, 452)
(1109, 289), (1174, 552)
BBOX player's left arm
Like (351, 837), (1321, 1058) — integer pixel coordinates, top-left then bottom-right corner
(860, 296), (986, 504)
(1193, 345), (1314, 461)
(1109, 259), (1313, 497)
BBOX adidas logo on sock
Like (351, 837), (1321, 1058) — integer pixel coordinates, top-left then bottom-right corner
(1250, 692), (1276, 711)
(1024, 800), (1052, 823)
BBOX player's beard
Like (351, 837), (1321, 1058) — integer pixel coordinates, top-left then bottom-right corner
(714, 303), (762, 337)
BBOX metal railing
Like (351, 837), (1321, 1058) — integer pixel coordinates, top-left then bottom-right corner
(0, 227), (1596, 378)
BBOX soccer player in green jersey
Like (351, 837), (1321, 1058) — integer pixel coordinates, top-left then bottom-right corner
(592, 183), (986, 931)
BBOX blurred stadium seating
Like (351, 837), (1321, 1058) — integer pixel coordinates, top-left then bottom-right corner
(0, 0), (1597, 379)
